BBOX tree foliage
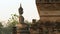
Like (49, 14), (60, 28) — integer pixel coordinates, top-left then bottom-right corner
(7, 14), (19, 27)
(0, 22), (3, 28)
(1, 14), (19, 34)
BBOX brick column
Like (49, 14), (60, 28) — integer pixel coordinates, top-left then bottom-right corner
(12, 27), (17, 34)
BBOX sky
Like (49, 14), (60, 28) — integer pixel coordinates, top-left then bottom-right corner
(0, 0), (39, 22)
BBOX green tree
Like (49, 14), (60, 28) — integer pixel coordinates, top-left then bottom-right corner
(0, 22), (3, 28)
(2, 14), (19, 34)
(0, 22), (3, 34)
(7, 14), (19, 27)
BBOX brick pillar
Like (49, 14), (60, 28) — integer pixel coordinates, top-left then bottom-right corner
(12, 27), (17, 34)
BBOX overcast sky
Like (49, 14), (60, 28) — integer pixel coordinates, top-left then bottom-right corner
(0, 0), (39, 22)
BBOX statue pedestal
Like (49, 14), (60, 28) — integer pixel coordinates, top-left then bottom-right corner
(16, 23), (30, 34)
